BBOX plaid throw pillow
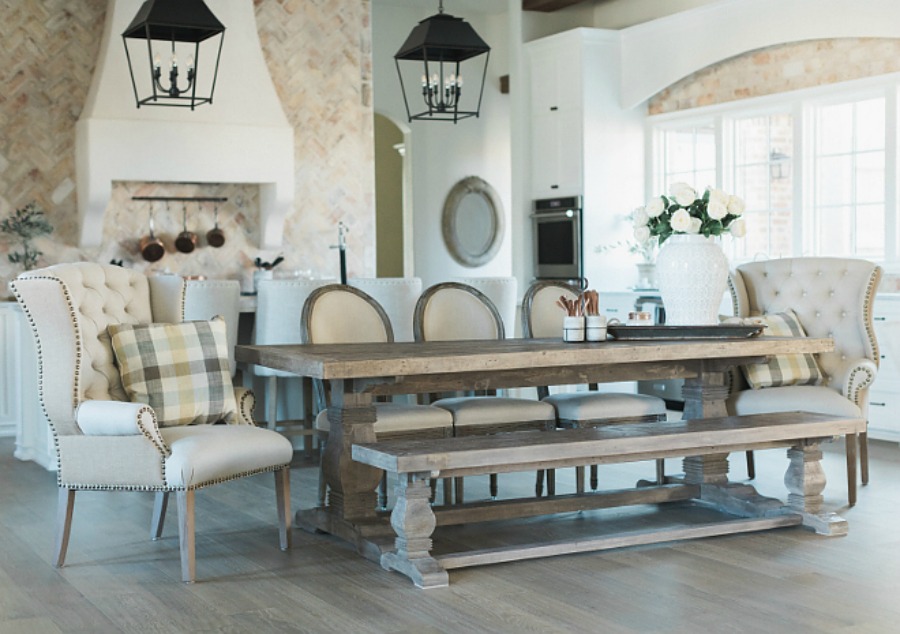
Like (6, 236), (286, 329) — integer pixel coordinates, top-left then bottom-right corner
(109, 317), (237, 427)
(741, 310), (823, 389)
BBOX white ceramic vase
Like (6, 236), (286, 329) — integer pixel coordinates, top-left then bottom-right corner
(655, 234), (728, 326)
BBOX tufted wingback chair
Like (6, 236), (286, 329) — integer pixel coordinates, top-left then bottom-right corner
(10, 263), (293, 582)
(727, 257), (882, 506)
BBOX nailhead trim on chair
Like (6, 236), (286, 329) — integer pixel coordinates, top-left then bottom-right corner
(862, 268), (881, 368)
(11, 275), (75, 487)
(12, 270), (261, 488)
(846, 365), (877, 408)
(59, 461), (292, 493)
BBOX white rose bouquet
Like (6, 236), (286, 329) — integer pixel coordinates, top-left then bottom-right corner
(634, 183), (746, 245)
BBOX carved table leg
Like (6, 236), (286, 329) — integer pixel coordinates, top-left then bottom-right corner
(680, 364), (733, 490)
(785, 442), (848, 536)
(321, 388), (382, 522)
(381, 472), (449, 589)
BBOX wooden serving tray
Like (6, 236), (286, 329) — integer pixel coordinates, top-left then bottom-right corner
(607, 324), (766, 340)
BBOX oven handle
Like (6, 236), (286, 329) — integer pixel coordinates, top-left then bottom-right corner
(530, 210), (579, 219)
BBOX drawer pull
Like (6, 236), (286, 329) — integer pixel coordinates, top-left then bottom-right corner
(871, 402), (887, 407)
(875, 316), (887, 321)
(550, 106), (559, 111)
(551, 184), (559, 189)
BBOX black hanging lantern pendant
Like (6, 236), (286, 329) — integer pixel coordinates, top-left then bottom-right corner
(394, 0), (490, 123)
(122, 0), (225, 110)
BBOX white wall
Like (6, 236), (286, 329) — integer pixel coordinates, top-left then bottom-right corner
(373, 2), (512, 288)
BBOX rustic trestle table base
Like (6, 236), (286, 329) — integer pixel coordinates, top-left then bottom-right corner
(236, 335), (860, 588)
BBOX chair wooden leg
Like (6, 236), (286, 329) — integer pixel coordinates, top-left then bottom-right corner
(54, 488), (75, 568)
(317, 439), (327, 508)
(846, 433), (858, 507)
(655, 458), (666, 485)
(265, 376), (278, 431)
(454, 477), (465, 504)
(547, 469), (556, 496)
(745, 450), (756, 480)
(490, 474), (498, 499)
(535, 469), (545, 497)
(590, 464), (599, 491)
(443, 478), (453, 505)
(151, 491), (168, 540)
(274, 468), (292, 551)
(575, 466), (585, 494)
(860, 430), (870, 486)
(176, 490), (196, 583)
(429, 478), (438, 504)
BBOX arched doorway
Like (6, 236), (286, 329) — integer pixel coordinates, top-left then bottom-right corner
(373, 112), (412, 277)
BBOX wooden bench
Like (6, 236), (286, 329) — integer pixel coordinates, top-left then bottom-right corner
(352, 411), (864, 588)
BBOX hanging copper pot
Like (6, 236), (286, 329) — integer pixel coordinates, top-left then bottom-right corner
(140, 214), (165, 262)
(174, 204), (198, 253)
(206, 204), (225, 248)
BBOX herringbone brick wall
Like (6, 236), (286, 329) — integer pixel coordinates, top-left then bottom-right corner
(649, 38), (900, 114)
(0, 0), (374, 291)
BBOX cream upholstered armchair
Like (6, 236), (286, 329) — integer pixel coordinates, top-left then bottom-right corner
(726, 257), (882, 506)
(10, 263), (293, 582)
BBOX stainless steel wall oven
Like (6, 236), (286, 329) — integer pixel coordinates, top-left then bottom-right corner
(531, 196), (583, 280)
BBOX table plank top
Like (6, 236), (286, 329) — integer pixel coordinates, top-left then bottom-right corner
(236, 336), (833, 381)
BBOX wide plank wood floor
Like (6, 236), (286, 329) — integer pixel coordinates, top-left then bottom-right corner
(1, 434), (899, 633)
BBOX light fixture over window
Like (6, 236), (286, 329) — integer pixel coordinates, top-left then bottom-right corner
(122, 0), (225, 110)
(394, 0), (490, 124)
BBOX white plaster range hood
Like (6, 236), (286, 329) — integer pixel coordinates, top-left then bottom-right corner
(76, 0), (294, 249)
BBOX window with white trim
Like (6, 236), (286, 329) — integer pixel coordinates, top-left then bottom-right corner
(649, 78), (895, 265)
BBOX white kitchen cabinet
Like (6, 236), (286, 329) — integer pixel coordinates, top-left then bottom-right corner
(528, 42), (585, 198)
(530, 110), (584, 198)
(0, 301), (55, 469)
(869, 294), (900, 443)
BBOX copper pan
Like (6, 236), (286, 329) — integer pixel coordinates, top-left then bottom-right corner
(174, 204), (197, 253)
(140, 215), (165, 262)
(206, 204), (225, 248)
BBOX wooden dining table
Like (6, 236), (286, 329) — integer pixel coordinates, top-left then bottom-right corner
(236, 334), (855, 567)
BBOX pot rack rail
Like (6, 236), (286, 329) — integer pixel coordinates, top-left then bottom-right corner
(131, 196), (228, 203)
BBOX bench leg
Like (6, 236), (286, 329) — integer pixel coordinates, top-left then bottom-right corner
(381, 472), (449, 589)
(785, 443), (848, 536)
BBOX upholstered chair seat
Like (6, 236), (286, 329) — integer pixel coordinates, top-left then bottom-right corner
(545, 391), (668, 423)
(726, 257), (882, 506)
(11, 263), (293, 582)
(429, 396), (556, 432)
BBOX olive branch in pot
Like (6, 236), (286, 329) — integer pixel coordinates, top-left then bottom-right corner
(1, 202), (53, 271)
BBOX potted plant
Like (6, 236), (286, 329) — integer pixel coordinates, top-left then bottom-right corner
(1, 202), (53, 271)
